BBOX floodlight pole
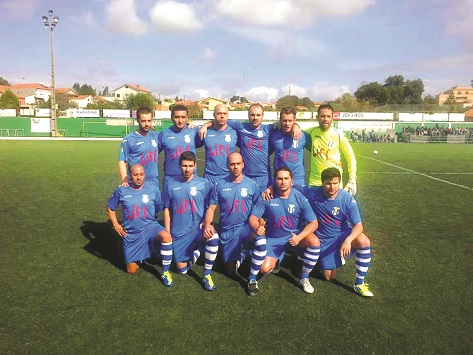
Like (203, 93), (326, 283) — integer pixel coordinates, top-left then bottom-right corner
(42, 10), (59, 137)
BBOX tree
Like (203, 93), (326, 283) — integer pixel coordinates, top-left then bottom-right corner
(230, 95), (249, 103)
(102, 86), (110, 96)
(0, 89), (19, 109)
(354, 82), (387, 105)
(276, 95), (300, 108)
(444, 92), (456, 105)
(0, 76), (11, 86)
(423, 95), (437, 105)
(404, 79), (424, 104)
(125, 93), (156, 110)
(87, 100), (125, 110)
(301, 97), (314, 109)
(72, 82), (96, 95)
(330, 93), (372, 112)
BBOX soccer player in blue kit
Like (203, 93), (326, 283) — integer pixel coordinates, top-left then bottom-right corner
(201, 104), (238, 184)
(199, 103), (302, 193)
(107, 164), (174, 286)
(269, 106), (310, 186)
(163, 151), (219, 291)
(158, 105), (202, 179)
(203, 152), (267, 295)
(293, 167), (374, 297)
(250, 167), (321, 294)
(118, 107), (160, 187)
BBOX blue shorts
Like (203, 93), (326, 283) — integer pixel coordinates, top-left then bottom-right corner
(172, 226), (203, 263)
(266, 233), (301, 262)
(219, 224), (252, 263)
(317, 231), (355, 270)
(123, 222), (165, 263)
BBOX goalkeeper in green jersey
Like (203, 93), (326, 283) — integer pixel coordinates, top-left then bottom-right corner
(307, 104), (357, 195)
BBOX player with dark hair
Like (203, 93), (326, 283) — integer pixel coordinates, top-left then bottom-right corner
(293, 167), (373, 297)
(307, 104), (357, 194)
(250, 166), (321, 294)
(118, 107), (159, 188)
(269, 106), (310, 186)
(203, 152), (266, 295)
(163, 151), (219, 291)
(158, 104), (202, 179)
(107, 164), (174, 286)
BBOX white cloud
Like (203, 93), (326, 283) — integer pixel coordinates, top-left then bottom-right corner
(197, 48), (218, 63)
(105, 0), (148, 36)
(194, 89), (209, 98)
(213, 0), (374, 28)
(150, 1), (203, 34)
(309, 82), (351, 101)
(246, 86), (279, 102)
(69, 11), (101, 32)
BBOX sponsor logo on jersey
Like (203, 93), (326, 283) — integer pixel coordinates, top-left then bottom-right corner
(270, 203), (279, 207)
(288, 204), (295, 213)
(225, 134), (232, 142)
(172, 187), (182, 191)
(184, 135), (191, 143)
(124, 195), (132, 198)
(222, 188), (232, 192)
(142, 194), (149, 203)
(151, 139), (157, 147)
(241, 188), (248, 197)
(190, 186), (197, 196)
(257, 130), (263, 138)
(136, 141), (145, 146)
(328, 141), (334, 148)
(332, 207), (340, 216)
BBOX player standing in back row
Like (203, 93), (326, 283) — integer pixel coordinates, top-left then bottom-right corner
(307, 104), (357, 194)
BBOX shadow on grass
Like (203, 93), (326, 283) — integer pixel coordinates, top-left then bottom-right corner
(81, 220), (125, 271)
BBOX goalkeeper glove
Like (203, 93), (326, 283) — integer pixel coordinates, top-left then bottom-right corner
(344, 177), (357, 196)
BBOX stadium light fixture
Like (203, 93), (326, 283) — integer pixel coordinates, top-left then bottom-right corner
(42, 9), (59, 137)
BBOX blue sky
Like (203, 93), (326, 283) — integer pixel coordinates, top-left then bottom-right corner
(1, 0), (471, 102)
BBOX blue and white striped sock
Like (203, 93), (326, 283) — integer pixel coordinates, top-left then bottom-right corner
(299, 246), (320, 279)
(355, 247), (371, 286)
(203, 233), (219, 276)
(160, 241), (173, 273)
(249, 235), (266, 281)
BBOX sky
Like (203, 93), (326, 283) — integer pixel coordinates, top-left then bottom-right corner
(0, 0), (472, 102)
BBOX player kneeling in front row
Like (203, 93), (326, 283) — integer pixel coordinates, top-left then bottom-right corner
(204, 152), (267, 296)
(107, 164), (174, 286)
(163, 151), (219, 291)
(293, 167), (374, 297)
(250, 167), (321, 294)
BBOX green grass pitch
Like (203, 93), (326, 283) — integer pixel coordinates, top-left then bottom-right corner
(0, 140), (472, 354)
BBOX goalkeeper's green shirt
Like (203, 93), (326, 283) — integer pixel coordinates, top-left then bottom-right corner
(306, 126), (357, 186)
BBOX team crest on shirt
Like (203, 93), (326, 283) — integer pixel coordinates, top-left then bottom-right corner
(332, 207), (340, 216)
(257, 130), (263, 138)
(225, 134), (232, 142)
(328, 141), (334, 148)
(288, 204), (295, 213)
(241, 188), (248, 197)
(184, 134), (191, 143)
(292, 139), (299, 148)
(151, 139), (157, 147)
(142, 194), (149, 203)
(190, 186), (198, 196)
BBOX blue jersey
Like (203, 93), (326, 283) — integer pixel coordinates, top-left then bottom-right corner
(227, 121), (273, 178)
(118, 131), (159, 183)
(202, 125), (238, 178)
(158, 126), (202, 177)
(107, 183), (163, 235)
(269, 130), (309, 185)
(294, 186), (362, 243)
(251, 188), (317, 238)
(209, 175), (260, 231)
(163, 176), (212, 239)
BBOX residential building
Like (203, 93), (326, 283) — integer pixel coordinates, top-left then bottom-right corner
(438, 86), (473, 107)
(70, 95), (93, 109)
(112, 84), (151, 102)
(196, 97), (228, 111)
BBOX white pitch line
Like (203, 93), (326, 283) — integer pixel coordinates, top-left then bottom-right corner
(357, 154), (473, 191)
